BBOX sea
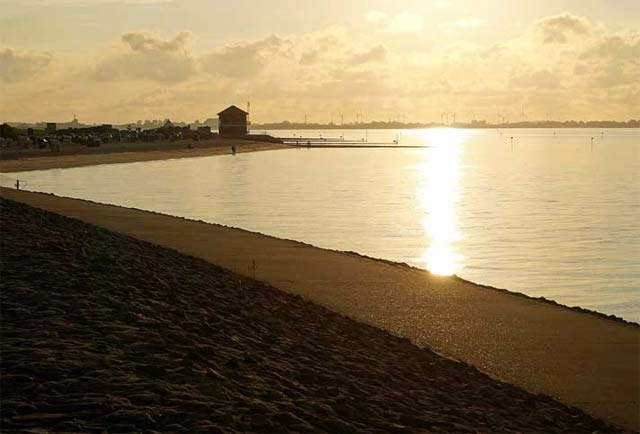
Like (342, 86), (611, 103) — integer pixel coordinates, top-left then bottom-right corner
(2, 128), (639, 322)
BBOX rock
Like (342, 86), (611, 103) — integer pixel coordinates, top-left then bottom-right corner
(321, 418), (356, 432)
(102, 409), (156, 427)
(127, 392), (162, 406)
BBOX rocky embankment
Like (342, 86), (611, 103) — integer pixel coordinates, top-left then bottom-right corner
(0, 199), (621, 433)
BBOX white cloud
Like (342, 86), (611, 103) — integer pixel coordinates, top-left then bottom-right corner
(365, 10), (424, 33)
(452, 18), (485, 28)
(365, 10), (387, 24)
(387, 12), (424, 33)
(440, 17), (486, 33)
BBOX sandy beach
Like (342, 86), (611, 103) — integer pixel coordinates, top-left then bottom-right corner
(1, 198), (623, 433)
(0, 139), (289, 173)
(1, 187), (638, 432)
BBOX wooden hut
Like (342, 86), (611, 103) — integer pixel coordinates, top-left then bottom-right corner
(217, 105), (249, 137)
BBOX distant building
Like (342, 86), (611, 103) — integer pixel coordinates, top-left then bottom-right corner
(218, 105), (249, 137)
(202, 118), (218, 129)
(197, 126), (211, 135)
(46, 122), (57, 132)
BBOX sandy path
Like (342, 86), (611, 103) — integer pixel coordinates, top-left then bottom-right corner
(0, 141), (290, 173)
(1, 187), (638, 431)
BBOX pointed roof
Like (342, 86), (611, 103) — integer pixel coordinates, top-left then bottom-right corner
(217, 105), (249, 116)
(163, 119), (174, 128)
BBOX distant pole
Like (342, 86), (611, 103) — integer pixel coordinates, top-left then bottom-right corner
(510, 136), (514, 152)
(591, 137), (594, 152)
(15, 179), (20, 190)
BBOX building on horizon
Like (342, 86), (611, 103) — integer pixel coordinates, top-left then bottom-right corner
(217, 105), (249, 137)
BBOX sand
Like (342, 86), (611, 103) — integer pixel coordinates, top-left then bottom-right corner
(0, 198), (621, 433)
(0, 140), (289, 173)
(1, 187), (638, 431)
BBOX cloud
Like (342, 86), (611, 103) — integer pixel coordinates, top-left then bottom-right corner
(93, 31), (195, 82)
(580, 33), (640, 60)
(575, 32), (640, 89)
(0, 48), (53, 82)
(365, 10), (387, 24)
(201, 35), (286, 79)
(121, 31), (192, 52)
(532, 12), (591, 44)
(349, 45), (387, 64)
(29, 0), (172, 4)
(365, 10), (424, 33)
(589, 58), (639, 88)
(299, 49), (320, 65)
(443, 17), (486, 30)
(2, 12), (638, 124)
(387, 12), (424, 33)
(298, 33), (344, 65)
(509, 70), (562, 89)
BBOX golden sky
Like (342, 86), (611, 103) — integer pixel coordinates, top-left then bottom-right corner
(1, 0), (638, 123)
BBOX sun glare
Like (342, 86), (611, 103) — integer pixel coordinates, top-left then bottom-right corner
(412, 128), (469, 275)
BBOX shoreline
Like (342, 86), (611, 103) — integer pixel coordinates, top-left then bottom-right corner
(2, 187), (638, 431)
(337, 249), (639, 328)
(2, 197), (621, 433)
(0, 140), (290, 173)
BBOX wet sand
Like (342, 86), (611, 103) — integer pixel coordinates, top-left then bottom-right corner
(0, 140), (289, 173)
(2, 187), (638, 431)
(0, 198), (622, 433)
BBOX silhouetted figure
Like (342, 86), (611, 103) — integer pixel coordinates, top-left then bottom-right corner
(231, 145), (236, 155)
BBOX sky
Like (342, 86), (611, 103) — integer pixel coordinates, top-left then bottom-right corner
(0, 0), (639, 124)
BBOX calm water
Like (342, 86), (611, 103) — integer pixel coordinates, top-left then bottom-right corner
(3, 128), (639, 322)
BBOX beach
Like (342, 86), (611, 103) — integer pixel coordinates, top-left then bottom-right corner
(0, 139), (289, 173)
(0, 197), (622, 433)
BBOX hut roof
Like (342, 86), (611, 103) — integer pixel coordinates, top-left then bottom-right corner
(217, 105), (249, 116)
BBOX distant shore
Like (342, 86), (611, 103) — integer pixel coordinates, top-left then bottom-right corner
(2, 187), (638, 431)
(251, 122), (640, 130)
(0, 139), (290, 173)
(1, 197), (623, 433)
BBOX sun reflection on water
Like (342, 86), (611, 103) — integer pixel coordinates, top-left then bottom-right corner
(410, 128), (469, 275)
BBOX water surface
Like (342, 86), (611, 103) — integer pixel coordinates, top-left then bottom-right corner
(3, 128), (638, 322)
